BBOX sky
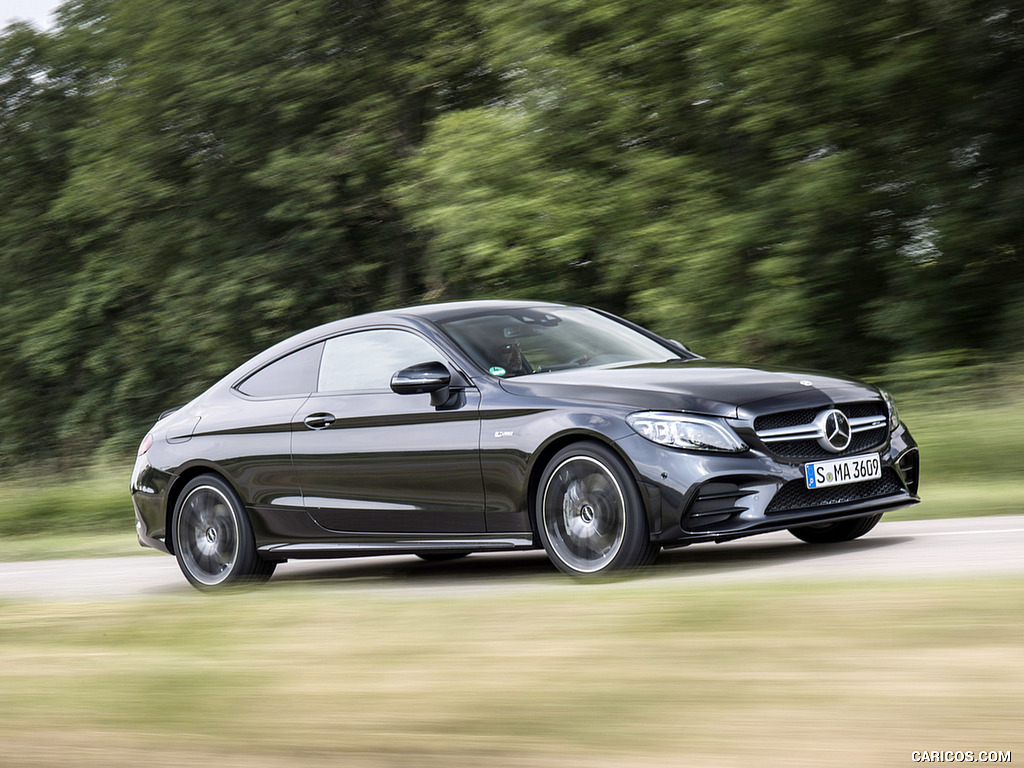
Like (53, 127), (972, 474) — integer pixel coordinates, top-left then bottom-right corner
(0, 0), (61, 29)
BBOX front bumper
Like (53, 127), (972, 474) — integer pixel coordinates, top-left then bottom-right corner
(617, 423), (920, 546)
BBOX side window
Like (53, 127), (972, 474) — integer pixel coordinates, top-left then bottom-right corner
(318, 330), (442, 393)
(236, 342), (324, 398)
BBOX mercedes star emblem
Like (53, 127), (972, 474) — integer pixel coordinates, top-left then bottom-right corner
(816, 409), (852, 453)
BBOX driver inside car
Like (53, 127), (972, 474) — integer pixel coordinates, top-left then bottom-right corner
(491, 340), (531, 376)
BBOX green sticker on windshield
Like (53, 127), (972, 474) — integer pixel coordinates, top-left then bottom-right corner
(489, 366), (507, 377)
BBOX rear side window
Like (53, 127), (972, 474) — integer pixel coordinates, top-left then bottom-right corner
(236, 342), (324, 398)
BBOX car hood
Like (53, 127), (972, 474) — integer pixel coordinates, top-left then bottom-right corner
(496, 360), (880, 418)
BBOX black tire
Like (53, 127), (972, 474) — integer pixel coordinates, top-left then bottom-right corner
(535, 442), (658, 577)
(415, 552), (470, 562)
(171, 474), (276, 591)
(788, 513), (883, 544)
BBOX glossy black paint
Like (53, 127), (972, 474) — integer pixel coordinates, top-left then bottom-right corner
(131, 300), (919, 568)
(293, 387), (486, 534)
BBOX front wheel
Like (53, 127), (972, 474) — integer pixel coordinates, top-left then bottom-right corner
(535, 442), (658, 577)
(788, 513), (883, 544)
(171, 474), (276, 591)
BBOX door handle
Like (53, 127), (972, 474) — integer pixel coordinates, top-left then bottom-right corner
(303, 412), (336, 430)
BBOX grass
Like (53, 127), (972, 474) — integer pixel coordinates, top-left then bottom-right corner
(0, 469), (132, 537)
(0, 533), (156, 561)
(886, 481), (1024, 521)
(0, 469), (142, 561)
(901, 398), (1024, 482)
(0, 576), (1020, 767)
(885, 396), (1024, 520)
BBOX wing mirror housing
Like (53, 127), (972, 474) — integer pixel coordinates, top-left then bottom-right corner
(391, 361), (465, 407)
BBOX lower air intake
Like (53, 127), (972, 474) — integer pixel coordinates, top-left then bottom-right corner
(765, 468), (905, 515)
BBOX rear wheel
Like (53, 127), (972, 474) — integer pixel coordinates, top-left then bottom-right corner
(171, 474), (276, 591)
(536, 442), (658, 577)
(788, 513), (883, 544)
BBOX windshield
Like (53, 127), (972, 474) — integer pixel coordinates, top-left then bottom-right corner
(437, 306), (681, 377)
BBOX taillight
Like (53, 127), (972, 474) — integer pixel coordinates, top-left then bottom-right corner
(138, 434), (154, 456)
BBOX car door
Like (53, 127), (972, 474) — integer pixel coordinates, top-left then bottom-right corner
(291, 327), (486, 534)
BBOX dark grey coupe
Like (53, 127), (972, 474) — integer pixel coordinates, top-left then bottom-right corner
(131, 300), (919, 590)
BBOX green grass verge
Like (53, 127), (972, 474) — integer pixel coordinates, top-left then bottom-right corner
(0, 532), (157, 562)
(901, 398), (1024, 483)
(887, 397), (1024, 519)
(0, 469), (140, 560)
(0, 469), (132, 537)
(886, 481), (1023, 521)
(0, 577), (1020, 767)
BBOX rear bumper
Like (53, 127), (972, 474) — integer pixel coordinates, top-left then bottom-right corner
(130, 452), (174, 554)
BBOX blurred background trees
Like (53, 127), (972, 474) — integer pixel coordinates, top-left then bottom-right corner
(1, 0), (1022, 466)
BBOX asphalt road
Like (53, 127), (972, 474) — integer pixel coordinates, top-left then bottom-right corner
(1, 514), (1022, 601)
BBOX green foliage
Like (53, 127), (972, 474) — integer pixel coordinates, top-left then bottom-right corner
(1, 0), (1023, 468)
(873, 349), (989, 396)
(0, 0), (496, 467)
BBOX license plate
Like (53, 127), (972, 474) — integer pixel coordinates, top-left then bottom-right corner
(805, 454), (881, 489)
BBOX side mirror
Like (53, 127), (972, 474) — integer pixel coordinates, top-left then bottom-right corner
(669, 339), (698, 358)
(391, 361), (453, 406)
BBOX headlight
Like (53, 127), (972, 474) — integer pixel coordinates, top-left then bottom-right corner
(627, 412), (747, 453)
(881, 389), (901, 430)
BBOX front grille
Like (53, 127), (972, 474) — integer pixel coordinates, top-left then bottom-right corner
(841, 401), (888, 420)
(765, 468), (905, 515)
(754, 407), (820, 433)
(767, 431), (883, 460)
(753, 400), (888, 461)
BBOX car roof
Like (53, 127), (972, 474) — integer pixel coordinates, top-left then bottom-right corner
(387, 299), (572, 321)
(310, 299), (578, 337)
(219, 300), (576, 390)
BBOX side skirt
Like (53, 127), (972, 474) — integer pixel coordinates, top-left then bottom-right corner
(259, 534), (535, 560)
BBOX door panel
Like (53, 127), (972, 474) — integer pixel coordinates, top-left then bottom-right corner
(292, 389), (485, 533)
